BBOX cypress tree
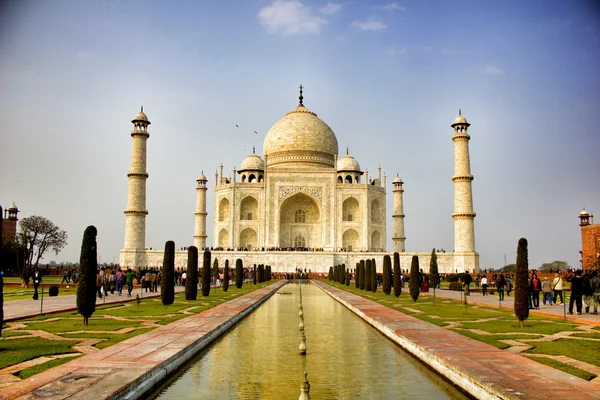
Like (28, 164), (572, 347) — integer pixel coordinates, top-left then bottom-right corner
(365, 260), (372, 291)
(161, 241), (175, 306)
(345, 269), (350, 286)
(430, 248), (440, 305)
(0, 206), (3, 336)
(185, 246), (198, 300)
(342, 264), (346, 284)
(201, 250), (211, 296)
(393, 252), (402, 297)
(77, 225), (97, 326)
(223, 259), (230, 292)
(355, 263), (360, 288)
(329, 266), (333, 281)
(253, 264), (257, 284)
(409, 255), (420, 302)
(359, 260), (366, 290)
(514, 238), (530, 327)
(371, 258), (377, 293)
(382, 255), (392, 295)
(257, 264), (262, 283)
(212, 258), (219, 286)
(235, 259), (243, 288)
(267, 265), (271, 281)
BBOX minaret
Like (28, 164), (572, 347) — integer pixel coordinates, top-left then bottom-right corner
(392, 175), (406, 252)
(124, 107), (150, 251)
(194, 172), (208, 250)
(451, 110), (476, 253)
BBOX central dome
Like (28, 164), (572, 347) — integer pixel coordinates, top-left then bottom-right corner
(263, 103), (338, 168)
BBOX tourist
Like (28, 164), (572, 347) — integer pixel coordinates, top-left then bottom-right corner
(61, 268), (70, 284)
(541, 276), (553, 305)
(181, 271), (187, 286)
(116, 268), (124, 296)
(481, 275), (488, 296)
(144, 271), (151, 292)
(568, 270), (584, 315)
(590, 270), (600, 315)
(496, 273), (506, 301)
(151, 270), (158, 292)
(506, 276), (513, 297)
(126, 269), (134, 297)
(583, 272), (594, 313)
(531, 274), (542, 309)
(31, 268), (43, 300)
(552, 273), (564, 305)
(463, 271), (472, 296)
(96, 269), (103, 298)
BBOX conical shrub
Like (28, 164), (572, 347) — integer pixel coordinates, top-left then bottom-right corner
(409, 255), (420, 302)
(161, 241), (175, 306)
(185, 246), (198, 300)
(223, 259), (230, 292)
(382, 255), (392, 295)
(201, 250), (211, 296)
(235, 259), (243, 288)
(393, 252), (402, 297)
(77, 225), (97, 326)
(514, 238), (530, 325)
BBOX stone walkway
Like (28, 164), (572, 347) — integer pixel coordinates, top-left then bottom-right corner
(313, 281), (600, 400)
(3, 286), (187, 322)
(0, 281), (287, 400)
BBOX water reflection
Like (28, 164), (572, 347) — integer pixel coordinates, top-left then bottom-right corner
(153, 282), (468, 399)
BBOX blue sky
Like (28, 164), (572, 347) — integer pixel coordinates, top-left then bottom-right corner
(1, 0), (598, 268)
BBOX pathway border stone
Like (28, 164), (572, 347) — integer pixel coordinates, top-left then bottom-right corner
(313, 281), (600, 400)
(0, 281), (287, 400)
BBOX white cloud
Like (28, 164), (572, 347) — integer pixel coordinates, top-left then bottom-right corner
(320, 2), (342, 15)
(351, 19), (387, 32)
(380, 3), (406, 12)
(258, 1), (326, 37)
(385, 45), (407, 56)
(484, 64), (504, 75)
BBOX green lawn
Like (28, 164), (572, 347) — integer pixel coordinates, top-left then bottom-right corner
(0, 280), (275, 380)
(530, 356), (597, 381)
(325, 281), (600, 381)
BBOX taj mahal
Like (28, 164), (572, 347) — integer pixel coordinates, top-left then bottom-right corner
(120, 87), (479, 274)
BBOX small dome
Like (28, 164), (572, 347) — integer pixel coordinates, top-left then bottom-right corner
(197, 173), (207, 181)
(451, 110), (469, 127)
(8, 203), (18, 211)
(132, 107), (150, 124)
(393, 176), (403, 184)
(580, 209), (590, 216)
(337, 154), (361, 172)
(239, 153), (265, 171)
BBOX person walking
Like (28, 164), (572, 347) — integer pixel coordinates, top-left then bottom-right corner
(61, 268), (70, 284)
(96, 269), (103, 298)
(568, 270), (584, 315)
(496, 273), (506, 301)
(531, 274), (542, 309)
(552, 273), (564, 305)
(583, 273), (594, 314)
(126, 269), (134, 297)
(463, 271), (473, 296)
(32, 268), (43, 300)
(481, 275), (488, 296)
(590, 270), (600, 315)
(116, 268), (124, 296)
(541, 276), (553, 306)
(151, 270), (158, 292)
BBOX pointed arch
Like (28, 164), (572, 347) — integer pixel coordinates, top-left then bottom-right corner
(342, 197), (360, 222)
(371, 230), (381, 251)
(219, 198), (230, 221)
(342, 229), (359, 251)
(218, 228), (229, 248)
(371, 199), (382, 223)
(239, 228), (258, 250)
(240, 196), (258, 220)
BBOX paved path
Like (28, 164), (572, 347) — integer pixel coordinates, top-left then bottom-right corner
(422, 288), (600, 326)
(3, 286), (186, 321)
(0, 281), (287, 400)
(314, 281), (600, 400)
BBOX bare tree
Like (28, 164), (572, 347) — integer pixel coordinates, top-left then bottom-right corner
(17, 215), (68, 282)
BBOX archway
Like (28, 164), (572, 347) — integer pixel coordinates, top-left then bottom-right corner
(240, 196), (258, 220)
(371, 199), (382, 223)
(279, 192), (321, 249)
(219, 198), (230, 221)
(342, 197), (360, 222)
(342, 229), (359, 251)
(239, 228), (258, 250)
(218, 228), (229, 248)
(371, 230), (381, 251)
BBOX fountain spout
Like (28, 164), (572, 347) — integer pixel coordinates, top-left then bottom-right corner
(299, 371), (311, 400)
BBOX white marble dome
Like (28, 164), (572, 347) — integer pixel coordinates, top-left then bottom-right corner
(263, 104), (339, 168)
(337, 154), (361, 172)
(451, 112), (469, 127)
(240, 152), (265, 171)
(132, 110), (149, 123)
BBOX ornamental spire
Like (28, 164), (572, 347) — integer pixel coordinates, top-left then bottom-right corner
(299, 84), (304, 106)
(253, 145), (255, 154)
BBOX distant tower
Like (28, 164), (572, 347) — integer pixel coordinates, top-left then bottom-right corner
(194, 172), (208, 250)
(124, 107), (150, 251)
(392, 175), (406, 252)
(579, 208), (590, 226)
(451, 110), (476, 253)
(2, 202), (19, 242)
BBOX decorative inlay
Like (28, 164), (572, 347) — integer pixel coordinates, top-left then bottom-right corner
(279, 186), (322, 201)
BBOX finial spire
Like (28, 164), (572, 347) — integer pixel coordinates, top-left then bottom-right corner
(346, 147), (349, 155)
(299, 84), (304, 106)
(141, 105), (144, 112)
(253, 145), (255, 154)
(458, 108), (461, 115)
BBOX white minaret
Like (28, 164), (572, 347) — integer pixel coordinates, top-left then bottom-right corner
(124, 107), (150, 251)
(194, 172), (208, 250)
(451, 110), (476, 253)
(392, 175), (406, 252)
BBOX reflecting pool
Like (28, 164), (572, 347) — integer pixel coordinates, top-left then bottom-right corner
(152, 282), (468, 399)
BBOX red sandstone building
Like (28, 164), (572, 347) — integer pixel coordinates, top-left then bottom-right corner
(579, 209), (600, 270)
(2, 203), (19, 243)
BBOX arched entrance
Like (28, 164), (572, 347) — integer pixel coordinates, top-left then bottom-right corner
(279, 193), (321, 249)
(239, 228), (258, 250)
(342, 229), (359, 251)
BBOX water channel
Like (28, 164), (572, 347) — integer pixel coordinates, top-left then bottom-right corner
(152, 282), (468, 399)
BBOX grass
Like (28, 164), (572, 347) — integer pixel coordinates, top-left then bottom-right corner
(0, 338), (79, 369)
(2, 284), (78, 301)
(529, 356), (597, 381)
(17, 355), (82, 379)
(454, 330), (543, 349)
(458, 319), (580, 335)
(0, 280), (275, 380)
(525, 338), (600, 367)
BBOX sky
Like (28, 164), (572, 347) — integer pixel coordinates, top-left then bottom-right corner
(0, 0), (599, 269)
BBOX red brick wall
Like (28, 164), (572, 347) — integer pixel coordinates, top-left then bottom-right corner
(2, 219), (17, 243)
(581, 224), (600, 269)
